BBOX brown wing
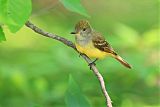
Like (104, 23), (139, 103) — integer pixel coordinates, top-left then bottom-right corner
(92, 32), (117, 55)
(92, 32), (132, 68)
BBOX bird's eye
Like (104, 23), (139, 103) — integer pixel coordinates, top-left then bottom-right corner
(83, 28), (86, 31)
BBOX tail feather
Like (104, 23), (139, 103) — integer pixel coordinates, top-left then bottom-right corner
(114, 55), (132, 69)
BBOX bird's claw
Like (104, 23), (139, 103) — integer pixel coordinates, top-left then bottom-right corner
(88, 62), (96, 70)
(88, 58), (98, 70)
(79, 53), (84, 57)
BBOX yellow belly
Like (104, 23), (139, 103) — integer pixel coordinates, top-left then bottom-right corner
(76, 43), (109, 59)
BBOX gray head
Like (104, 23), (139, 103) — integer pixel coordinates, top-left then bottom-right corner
(71, 20), (92, 37)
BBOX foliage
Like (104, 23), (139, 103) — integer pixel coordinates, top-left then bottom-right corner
(59, 0), (89, 17)
(0, 0), (32, 33)
(65, 75), (91, 107)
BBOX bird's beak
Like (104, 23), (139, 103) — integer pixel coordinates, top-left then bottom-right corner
(70, 31), (76, 34)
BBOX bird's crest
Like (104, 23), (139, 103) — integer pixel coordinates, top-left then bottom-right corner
(75, 20), (90, 30)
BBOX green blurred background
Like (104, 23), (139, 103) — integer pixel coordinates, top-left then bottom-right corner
(0, 0), (159, 107)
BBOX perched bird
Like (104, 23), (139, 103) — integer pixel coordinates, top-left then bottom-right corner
(71, 20), (131, 69)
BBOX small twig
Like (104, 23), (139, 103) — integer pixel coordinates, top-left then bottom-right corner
(25, 21), (112, 107)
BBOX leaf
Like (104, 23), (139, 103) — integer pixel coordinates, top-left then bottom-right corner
(65, 75), (91, 107)
(0, 26), (6, 42)
(59, 0), (90, 17)
(0, 0), (7, 23)
(0, 0), (32, 33)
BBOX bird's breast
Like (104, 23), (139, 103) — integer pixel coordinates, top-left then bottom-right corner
(75, 42), (108, 59)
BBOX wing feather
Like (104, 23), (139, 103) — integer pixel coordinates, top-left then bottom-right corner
(92, 32), (117, 55)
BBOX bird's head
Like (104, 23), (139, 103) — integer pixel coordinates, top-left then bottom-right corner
(71, 20), (92, 36)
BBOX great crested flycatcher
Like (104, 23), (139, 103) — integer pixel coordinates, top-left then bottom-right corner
(71, 20), (131, 69)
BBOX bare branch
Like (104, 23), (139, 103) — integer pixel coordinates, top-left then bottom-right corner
(25, 21), (112, 107)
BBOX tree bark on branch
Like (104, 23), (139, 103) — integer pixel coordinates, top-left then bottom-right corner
(25, 21), (112, 107)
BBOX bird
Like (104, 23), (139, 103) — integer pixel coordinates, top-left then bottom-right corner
(71, 20), (131, 69)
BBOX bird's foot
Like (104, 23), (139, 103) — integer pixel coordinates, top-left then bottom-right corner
(79, 53), (84, 57)
(88, 58), (98, 70)
(79, 53), (82, 57)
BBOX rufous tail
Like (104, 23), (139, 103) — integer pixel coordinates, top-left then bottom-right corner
(113, 55), (132, 69)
